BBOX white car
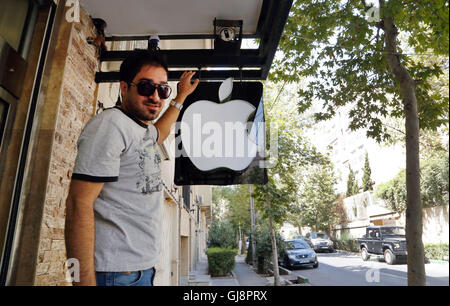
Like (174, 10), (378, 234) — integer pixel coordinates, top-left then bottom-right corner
(305, 232), (334, 253)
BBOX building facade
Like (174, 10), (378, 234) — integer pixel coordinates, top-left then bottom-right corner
(308, 106), (406, 194)
(0, 0), (211, 286)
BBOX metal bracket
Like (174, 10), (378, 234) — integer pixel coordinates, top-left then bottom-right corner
(213, 18), (243, 55)
(87, 18), (107, 54)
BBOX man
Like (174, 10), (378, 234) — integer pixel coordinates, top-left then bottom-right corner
(64, 50), (199, 286)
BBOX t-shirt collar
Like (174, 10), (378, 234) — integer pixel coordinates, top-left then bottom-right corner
(114, 106), (149, 129)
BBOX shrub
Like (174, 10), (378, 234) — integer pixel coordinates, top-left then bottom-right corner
(375, 153), (449, 212)
(424, 243), (449, 261)
(375, 170), (407, 212)
(421, 155), (449, 207)
(206, 248), (237, 277)
(345, 239), (359, 252)
(331, 236), (359, 253)
(208, 220), (238, 249)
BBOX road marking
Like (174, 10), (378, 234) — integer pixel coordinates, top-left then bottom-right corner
(379, 272), (407, 281)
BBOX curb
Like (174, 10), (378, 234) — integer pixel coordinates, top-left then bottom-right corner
(265, 275), (311, 286)
(337, 250), (449, 265)
(296, 275), (309, 284)
(284, 276), (311, 286)
(336, 249), (359, 255)
(265, 266), (310, 286)
(231, 271), (240, 285)
(428, 259), (449, 265)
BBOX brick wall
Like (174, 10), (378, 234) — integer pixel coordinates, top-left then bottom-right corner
(34, 7), (99, 286)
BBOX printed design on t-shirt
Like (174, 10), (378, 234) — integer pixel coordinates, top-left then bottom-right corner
(136, 132), (162, 194)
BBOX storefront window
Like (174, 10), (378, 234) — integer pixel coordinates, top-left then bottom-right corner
(0, 0), (30, 52)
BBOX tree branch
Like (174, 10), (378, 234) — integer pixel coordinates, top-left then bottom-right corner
(379, 1), (414, 87)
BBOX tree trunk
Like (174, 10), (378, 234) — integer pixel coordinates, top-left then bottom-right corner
(249, 185), (257, 266)
(314, 201), (318, 232)
(266, 196), (281, 286)
(381, 10), (426, 286)
(241, 235), (247, 254)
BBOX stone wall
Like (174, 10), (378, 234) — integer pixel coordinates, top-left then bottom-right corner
(398, 205), (449, 244)
(34, 7), (99, 286)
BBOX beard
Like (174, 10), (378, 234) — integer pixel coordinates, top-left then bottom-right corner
(127, 98), (161, 122)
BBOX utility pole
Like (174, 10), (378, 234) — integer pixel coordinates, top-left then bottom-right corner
(238, 221), (242, 255)
(249, 185), (256, 267)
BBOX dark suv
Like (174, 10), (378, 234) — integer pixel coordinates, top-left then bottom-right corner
(357, 226), (407, 265)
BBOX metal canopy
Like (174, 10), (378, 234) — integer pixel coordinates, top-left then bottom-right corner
(88, 0), (293, 82)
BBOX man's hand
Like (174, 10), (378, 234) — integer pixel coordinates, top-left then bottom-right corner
(174, 71), (199, 103)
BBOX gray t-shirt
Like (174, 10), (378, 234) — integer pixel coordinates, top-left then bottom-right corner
(72, 107), (162, 272)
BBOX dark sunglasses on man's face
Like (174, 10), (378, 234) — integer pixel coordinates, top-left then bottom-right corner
(129, 80), (172, 99)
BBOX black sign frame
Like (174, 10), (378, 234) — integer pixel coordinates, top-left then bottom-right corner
(174, 81), (268, 186)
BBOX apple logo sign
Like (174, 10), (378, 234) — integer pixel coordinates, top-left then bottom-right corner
(180, 78), (260, 172)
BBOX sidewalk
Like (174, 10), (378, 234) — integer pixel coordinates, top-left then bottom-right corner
(186, 254), (266, 286)
(233, 255), (267, 286)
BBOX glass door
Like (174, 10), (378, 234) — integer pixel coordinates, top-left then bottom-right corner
(0, 0), (36, 58)
(0, 0), (51, 285)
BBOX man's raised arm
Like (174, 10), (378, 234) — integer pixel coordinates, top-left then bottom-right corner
(155, 71), (199, 145)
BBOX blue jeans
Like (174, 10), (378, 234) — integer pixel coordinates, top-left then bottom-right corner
(96, 267), (156, 286)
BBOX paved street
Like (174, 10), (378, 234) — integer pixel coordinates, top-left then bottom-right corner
(288, 251), (449, 286)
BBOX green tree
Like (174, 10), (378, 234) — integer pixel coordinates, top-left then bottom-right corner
(251, 81), (323, 285)
(299, 162), (338, 233)
(225, 185), (251, 233)
(273, 0), (449, 285)
(208, 220), (238, 249)
(211, 186), (235, 223)
(285, 201), (304, 237)
(254, 223), (285, 274)
(376, 170), (407, 212)
(223, 185), (253, 252)
(362, 152), (374, 191)
(379, 53), (449, 158)
(346, 165), (359, 197)
(381, 115), (449, 160)
(252, 176), (294, 286)
(376, 152), (449, 212)
(211, 185), (254, 253)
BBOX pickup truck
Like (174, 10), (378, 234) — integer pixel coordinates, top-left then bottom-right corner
(356, 226), (407, 265)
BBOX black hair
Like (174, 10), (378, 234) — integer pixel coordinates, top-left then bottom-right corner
(119, 49), (169, 84)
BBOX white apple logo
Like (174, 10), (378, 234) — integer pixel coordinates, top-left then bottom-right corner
(180, 78), (260, 172)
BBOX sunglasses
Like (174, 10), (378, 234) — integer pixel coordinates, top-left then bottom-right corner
(129, 80), (172, 99)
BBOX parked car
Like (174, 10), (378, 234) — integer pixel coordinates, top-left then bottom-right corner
(305, 232), (334, 253)
(292, 235), (306, 240)
(356, 226), (407, 265)
(292, 235), (313, 248)
(280, 239), (319, 269)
